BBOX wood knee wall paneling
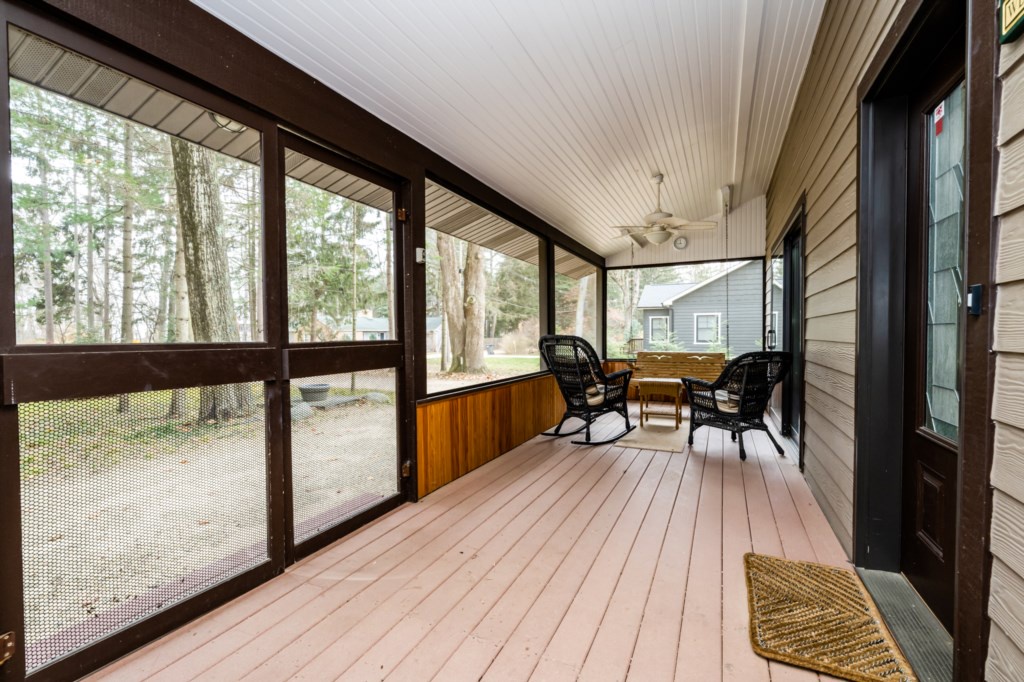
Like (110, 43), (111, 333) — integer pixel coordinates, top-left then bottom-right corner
(416, 376), (565, 497)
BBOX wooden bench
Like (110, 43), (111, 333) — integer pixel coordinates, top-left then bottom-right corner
(626, 352), (728, 401)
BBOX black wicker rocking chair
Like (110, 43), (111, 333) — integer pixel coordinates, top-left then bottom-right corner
(684, 351), (791, 461)
(539, 334), (635, 445)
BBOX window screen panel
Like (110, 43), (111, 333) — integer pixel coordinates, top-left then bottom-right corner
(291, 370), (399, 544)
(19, 383), (268, 671)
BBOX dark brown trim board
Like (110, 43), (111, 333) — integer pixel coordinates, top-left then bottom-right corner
(855, 0), (995, 679)
(954, 0), (997, 676)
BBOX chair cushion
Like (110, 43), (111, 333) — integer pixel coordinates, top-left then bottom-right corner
(586, 391), (606, 407)
(715, 390), (740, 413)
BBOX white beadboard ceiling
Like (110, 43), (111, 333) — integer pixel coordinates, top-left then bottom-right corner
(192, 0), (824, 259)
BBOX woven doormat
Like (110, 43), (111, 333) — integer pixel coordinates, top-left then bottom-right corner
(745, 553), (917, 682)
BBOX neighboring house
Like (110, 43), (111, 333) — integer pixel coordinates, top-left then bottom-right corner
(638, 260), (764, 357)
(425, 316), (443, 352)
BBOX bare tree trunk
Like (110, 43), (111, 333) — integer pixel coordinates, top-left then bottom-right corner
(120, 123), (135, 345)
(309, 298), (318, 343)
(168, 216), (190, 418)
(575, 274), (590, 336)
(102, 192), (112, 343)
(86, 219), (96, 339)
(247, 170), (260, 341)
(172, 217), (190, 342)
(463, 243), (487, 372)
(118, 125), (135, 412)
(440, 310), (448, 372)
(436, 233), (465, 372)
(154, 227), (174, 343)
(386, 217), (395, 339)
(350, 207), (359, 390)
(71, 142), (82, 340)
(629, 269), (641, 341)
(38, 160), (55, 344)
(170, 138), (249, 420)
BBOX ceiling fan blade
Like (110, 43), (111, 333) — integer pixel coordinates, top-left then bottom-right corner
(657, 216), (688, 228)
(643, 210), (673, 225)
(612, 226), (648, 233)
(678, 220), (718, 230)
(627, 232), (648, 248)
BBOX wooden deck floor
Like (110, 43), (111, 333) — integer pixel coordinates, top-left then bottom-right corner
(91, 407), (850, 681)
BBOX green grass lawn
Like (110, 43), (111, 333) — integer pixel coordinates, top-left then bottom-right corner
(426, 355), (542, 376)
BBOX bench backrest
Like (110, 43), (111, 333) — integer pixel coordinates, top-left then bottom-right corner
(631, 351), (727, 383)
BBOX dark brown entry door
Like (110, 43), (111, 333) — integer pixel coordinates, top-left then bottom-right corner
(901, 65), (965, 632)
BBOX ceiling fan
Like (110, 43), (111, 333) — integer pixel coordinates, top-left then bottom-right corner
(612, 173), (717, 247)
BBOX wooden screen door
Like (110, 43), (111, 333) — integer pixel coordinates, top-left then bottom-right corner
(900, 48), (965, 632)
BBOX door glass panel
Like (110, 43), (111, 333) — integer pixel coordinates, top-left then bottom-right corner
(284, 149), (395, 343)
(20, 383), (267, 671)
(922, 83), (965, 441)
(291, 369), (399, 544)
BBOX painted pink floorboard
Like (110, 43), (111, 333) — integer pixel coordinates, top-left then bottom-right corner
(89, 407), (850, 681)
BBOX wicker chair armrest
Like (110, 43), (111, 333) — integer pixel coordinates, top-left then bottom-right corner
(683, 376), (714, 391)
(604, 368), (633, 385)
(683, 376), (718, 411)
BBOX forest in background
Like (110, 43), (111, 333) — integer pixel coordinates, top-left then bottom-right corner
(12, 80), (261, 347)
(13, 74), (597, 399)
(424, 227), (597, 385)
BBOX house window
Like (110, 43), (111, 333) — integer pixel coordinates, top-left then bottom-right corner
(425, 181), (541, 394)
(694, 313), (720, 344)
(649, 315), (670, 342)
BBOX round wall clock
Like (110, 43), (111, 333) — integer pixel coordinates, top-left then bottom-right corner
(673, 236), (688, 250)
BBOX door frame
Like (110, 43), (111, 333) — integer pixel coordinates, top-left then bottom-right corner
(854, 0), (996, 678)
(768, 196), (806, 467)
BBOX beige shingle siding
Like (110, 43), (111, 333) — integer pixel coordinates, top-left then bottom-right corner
(764, 0), (905, 558)
(988, 34), (1024, 681)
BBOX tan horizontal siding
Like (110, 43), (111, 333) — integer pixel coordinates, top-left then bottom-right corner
(765, 0), (904, 558)
(989, 622), (1024, 682)
(991, 559), (1024, 652)
(805, 246), (855, 297)
(804, 462), (852, 556)
(990, 40), (1024, 676)
(997, 207), (1024, 283)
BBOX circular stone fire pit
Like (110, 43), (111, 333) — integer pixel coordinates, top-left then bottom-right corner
(298, 383), (330, 402)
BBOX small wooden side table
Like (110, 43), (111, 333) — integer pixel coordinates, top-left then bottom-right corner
(636, 377), (684, 429)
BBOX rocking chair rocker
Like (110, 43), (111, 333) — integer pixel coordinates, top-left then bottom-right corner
(539, 334), (635, 445)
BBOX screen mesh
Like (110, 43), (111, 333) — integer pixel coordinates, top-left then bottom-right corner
(19, 383), (268, 671)
(291, 370), (399, 544)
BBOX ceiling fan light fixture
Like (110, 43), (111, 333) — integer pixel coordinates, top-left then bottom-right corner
(644, 229), (673, 245)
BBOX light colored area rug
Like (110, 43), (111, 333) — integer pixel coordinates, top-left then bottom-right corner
(745, 553), (917, 682)
(613, 417), (689, 452)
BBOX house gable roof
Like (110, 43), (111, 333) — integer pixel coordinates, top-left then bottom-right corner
(637, 283), (697, 309)
(638, 260), (758, 309)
